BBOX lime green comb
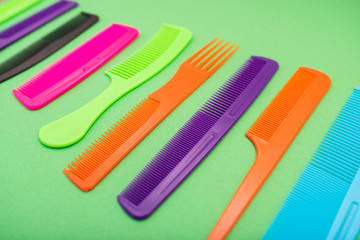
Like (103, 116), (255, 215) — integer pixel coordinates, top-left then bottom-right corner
(39, 24), (192, 148)
(0, 0), (43, 24)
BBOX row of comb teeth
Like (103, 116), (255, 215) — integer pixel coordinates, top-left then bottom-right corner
(107, 26), (180, 79)
(200, 57), (266, 118)
(66, 98), (160, 180)
(310, 89), (360, 183)
(15, 66), (56, 98)
(247, 70), (315, 141)
(120, 111), (218, 205)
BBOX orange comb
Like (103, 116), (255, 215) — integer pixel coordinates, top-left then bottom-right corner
(64, 38), (238, 191)
(208, 67), (331, 240)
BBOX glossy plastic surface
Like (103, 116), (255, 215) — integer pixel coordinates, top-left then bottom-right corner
(13, 23), (139, 109)
(0, 0), (78, 50)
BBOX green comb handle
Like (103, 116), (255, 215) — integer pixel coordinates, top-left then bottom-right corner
(39, 24), (192, 148)
(0, 0), (43, 24)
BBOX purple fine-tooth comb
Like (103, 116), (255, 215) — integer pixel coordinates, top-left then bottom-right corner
(0, 0), (78, 50)
(117, 56), (279, 219)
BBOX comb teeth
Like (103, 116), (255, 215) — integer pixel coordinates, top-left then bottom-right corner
(42, 12), (94, 43)
(248, 69), (316, 141)
(66, 98), (160, 180)
(121, 111), (217, 205)
(107, 25), (180, 80)
(310, 90), (360, 183)
(120, 56), (274, 206)
(263, 88), (360, 239)
(200, 57), (266, 118)
(0, 41), (48, 75)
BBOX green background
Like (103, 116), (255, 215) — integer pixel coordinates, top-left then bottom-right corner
(1, 0), (359, 239)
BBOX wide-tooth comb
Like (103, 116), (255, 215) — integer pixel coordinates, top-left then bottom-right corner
(117, 56), (279, 219)
(0, 0), (78, 50)
(262, 88), (360, 240)
(0, 12), (98, 83)
(38, 24), (192, 148)
(13, 23), (139, 110)
(208, 67), (331, 240)
(63, 38), (239, 191)
(0, 0), (42, 24)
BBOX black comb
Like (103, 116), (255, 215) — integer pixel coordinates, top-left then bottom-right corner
(0, 12), (98, 83)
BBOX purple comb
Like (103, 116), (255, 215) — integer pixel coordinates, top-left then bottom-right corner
(117, 56), (279, 219)
(0, 0), (78, 50)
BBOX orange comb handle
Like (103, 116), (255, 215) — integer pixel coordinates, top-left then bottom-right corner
(208, 67), (331, 240)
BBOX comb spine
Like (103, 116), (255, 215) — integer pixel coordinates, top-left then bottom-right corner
(327, 168), (360, 240)
(0, 0), (78, 50)
(118, 57), (278, 219)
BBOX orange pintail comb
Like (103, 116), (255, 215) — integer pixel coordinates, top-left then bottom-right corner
(208, 67), (331, 240)
(64, 38), (238, 191)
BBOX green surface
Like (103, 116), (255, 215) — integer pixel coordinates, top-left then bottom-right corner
(0, 0), (359, 239)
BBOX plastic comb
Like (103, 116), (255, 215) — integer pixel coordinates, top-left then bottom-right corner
(0, 12), (98, 83)
(262, 87), (360, 240)
(39, 24), (192, 148)
(208, 67), (331, 240)
(0, 0), (78, 50)
(117, 56), (279, 219)
(13, 23), (139, 109)
(0, 0), (42, 24)
(63, 38), (239, 191)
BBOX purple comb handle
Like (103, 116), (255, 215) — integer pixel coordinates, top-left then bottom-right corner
(0, 0), (78, 50)
(118, 56), (279, 219)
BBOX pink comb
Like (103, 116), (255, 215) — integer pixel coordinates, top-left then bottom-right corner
(13, 23), (139, 110)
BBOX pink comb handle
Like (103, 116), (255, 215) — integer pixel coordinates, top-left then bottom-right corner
(13, 23), (139, 110)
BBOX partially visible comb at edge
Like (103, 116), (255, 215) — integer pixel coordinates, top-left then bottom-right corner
(0, 0), (78, 50)
(0, 12), (99, 83)
(0, 0), (42, 24)
(13, 23), (139, 109)
(208, 67), (331, 240)
(117, 56), (279, 219)
(262, 88), (360, 240)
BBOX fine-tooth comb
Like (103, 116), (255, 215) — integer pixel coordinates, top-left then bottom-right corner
(0, 12), (98, 83)
(208, 67), (331, 240)
(262, 87), (360, 240)
(63, 37), (239, 191)
(38, 24), (192, 148)
(13, 23), (139, 110)
(0, 0), (42, 24)
(117, 56), (279, 219)
(0, 0), (78, 50)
